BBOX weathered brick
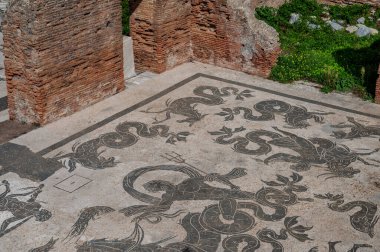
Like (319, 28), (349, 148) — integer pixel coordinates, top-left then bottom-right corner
(3, 0), (124, 125)
(131, 0), (281, 77)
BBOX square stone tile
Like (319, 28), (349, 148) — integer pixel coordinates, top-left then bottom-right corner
(54, 174), (92, 193)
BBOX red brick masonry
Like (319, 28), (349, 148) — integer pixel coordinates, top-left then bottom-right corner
(130, 0), (281, 77)
(3, 0), (125, 125)
(4, 0), (377, 124)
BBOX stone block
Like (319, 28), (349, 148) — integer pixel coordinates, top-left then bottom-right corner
(346, 25), (359, 33)
(356, 24), (371, 37)
(123, 36), (136, 80)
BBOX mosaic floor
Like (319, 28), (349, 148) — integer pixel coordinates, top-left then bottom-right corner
(0, 65), (379, 251)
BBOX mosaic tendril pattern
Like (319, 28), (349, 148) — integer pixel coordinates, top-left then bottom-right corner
(1, 75), (379, 251)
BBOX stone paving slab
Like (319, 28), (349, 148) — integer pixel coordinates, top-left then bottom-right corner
(0, 63), (379, 251)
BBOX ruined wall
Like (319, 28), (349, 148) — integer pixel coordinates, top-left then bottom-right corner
(3, 0), (124, 125)
(131, 0), (281, 77)
(191, 0), (281, 77)
(130, 0), (192, 73)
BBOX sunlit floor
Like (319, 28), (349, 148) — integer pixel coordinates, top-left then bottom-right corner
(0, 63), (379, 251)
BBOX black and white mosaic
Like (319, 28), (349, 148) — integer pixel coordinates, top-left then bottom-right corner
(0, 74), (379, 251)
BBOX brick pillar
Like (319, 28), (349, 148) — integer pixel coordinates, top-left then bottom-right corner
(3, 0), (124, 125)
(130, 0), (280, 77)
(376, 64), (380, 104)
(130, 0), (192, 73)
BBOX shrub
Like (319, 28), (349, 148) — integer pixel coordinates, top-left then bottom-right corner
(255, 0), (380, 101)
(256, 7), (278, 28)
(122, 0), (130, 36)
(277, 0), (324, 21)
(329, 4), (371, 25)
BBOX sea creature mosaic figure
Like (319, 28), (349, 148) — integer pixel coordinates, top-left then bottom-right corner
(216, 99), (334, 128)
(69, 162), (314, 251)
(2, 76), (379, 251)
(51, 121), (190, 171)
(142, 86), (253, 126)
(120, 164), (313, 225)
(77, 213), (312, 251)
(65, 206), (115, 240)
(332, 116), (380, 141)
(0, 180), (51, 238)
(308, 241), (372, 252)
(210, 126), (379, 179)
(28, 238), (58, 252)
(315, 193), (378, 238)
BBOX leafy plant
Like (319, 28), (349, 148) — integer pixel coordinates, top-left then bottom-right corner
(255, 0), (380, 101)
(122, 0), (130, 35)
(329, 4), (371, 25)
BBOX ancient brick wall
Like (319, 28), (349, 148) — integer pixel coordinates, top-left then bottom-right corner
(131, 0), (281, 77)
(130, 0), (192, 73)
(191, 0), (281, 77)
(191, 0), (242, 72)
(3, 0), (124, 125)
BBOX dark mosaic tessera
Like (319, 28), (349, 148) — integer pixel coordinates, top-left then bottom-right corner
(0, 73), (379, 252)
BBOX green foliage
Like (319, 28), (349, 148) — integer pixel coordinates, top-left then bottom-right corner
(375, 8), (380, 20)
(122, 0), (130, 36)
(329, 4), (370, 25)
(277, 0), (324, 21)
(256, 7), (278, 28)
(255, 0), (380, 101)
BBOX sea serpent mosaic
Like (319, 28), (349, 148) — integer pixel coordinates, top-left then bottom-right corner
(209, 126), (379, 179)
(0, 74), (379, 251)
(52, 121), (191, 171)
(216, 99), (334, 129)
